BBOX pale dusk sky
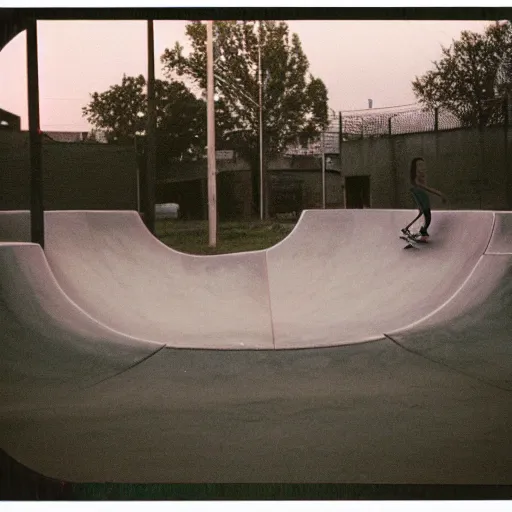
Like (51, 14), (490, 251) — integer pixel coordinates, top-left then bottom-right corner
(0, 18), (493, 131)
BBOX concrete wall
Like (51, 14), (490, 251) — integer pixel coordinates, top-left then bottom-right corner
(291, 171), (343, 208)
(2, 125), (509, 216)
(217, 170), (254, 219)
(341, 136), (394, 208)
(0, 132), (138, 210)
(341, 126), (511, 210)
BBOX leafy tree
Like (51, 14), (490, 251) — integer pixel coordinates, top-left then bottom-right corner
(412, 21), (512, 127)
(82, 74), (207, 160)
(495, 22), (512, 96)
(161, 20), (329, 213)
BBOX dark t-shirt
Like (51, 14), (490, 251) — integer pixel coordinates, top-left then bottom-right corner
(410, 185), (431, 211)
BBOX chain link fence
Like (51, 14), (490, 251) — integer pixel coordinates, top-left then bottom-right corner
(284, 111), (341, 156)
(279, 95), (511, 211)
(342, 104), (453, 139)
(341, 97), (510, 140)
(285, 97), (510, 156)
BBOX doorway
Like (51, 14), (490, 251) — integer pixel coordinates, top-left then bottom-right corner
(345, 175), (371, 208)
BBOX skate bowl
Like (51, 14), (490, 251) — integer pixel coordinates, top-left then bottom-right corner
(0, 241), (164, 407)
(0, 208), (496, 349)
(385, 211), (512, 392)
(1, 209), (512, 485)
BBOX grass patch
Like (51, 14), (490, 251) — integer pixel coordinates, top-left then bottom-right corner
(155, 219), (296, 255)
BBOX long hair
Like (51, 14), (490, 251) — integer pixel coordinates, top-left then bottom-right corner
(410, 157), (424, 184)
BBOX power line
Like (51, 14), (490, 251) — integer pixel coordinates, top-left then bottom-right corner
(340, 102), (419, 114)
(41, 97), (86, 101)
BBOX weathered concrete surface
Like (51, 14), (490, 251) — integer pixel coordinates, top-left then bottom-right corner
(0, 210), (511, 484)
(267, 209), (493, 347)
(0, 242), (163, 405)
(0, 208), (495, 349)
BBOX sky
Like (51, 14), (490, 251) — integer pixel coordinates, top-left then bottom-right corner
(0, 18), (493, 131)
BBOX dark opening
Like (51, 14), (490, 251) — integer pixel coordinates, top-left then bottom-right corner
(345, 175), (371, 208)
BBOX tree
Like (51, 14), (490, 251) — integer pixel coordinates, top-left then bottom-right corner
(412, 21), (512, 127)
(82, 74), (207, 160)
(161, 20), (329, 213)
(495, 22), (512, 97)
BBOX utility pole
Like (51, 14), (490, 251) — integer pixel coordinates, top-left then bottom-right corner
(258, 20), (264, 220)
(321, 131), (326, 208)
(145, 20), (157, 234)
(206, 20), (217, 247)
(339, 112), (344, 208)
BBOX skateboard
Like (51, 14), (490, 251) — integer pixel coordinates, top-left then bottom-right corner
(400, 230), (429, 249)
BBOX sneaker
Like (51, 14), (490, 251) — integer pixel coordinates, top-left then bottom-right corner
(419, 228), (430, 237)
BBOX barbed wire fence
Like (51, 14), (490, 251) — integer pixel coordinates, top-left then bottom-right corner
(364, 97), (508, 131)
(285, 97), (510, 158)
(284, 111), (341, 157)
(346, 103), (460, 138)
(342, 104), (453, 139)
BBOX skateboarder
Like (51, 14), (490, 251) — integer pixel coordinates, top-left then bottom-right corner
(402, 157), (447, 241)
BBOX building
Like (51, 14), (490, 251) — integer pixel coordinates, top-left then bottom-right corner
(0, 130), (137, 211)
(42, 131), (91, 143)
(155, 152), (344, 220)
(0, 108), (21, 131)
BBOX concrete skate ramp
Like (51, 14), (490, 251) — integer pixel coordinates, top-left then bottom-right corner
(1, 212), (512, 484)
(2, 326), (512, 484)
(486, 212), (512, 254)
(386, 212), (512, 390)
(43, 211), (274, 349)
(387, 254), (512, 391)
(9, 209), (492, 349)
(0, 242), (163, 406)
(267, 209), (493, 347)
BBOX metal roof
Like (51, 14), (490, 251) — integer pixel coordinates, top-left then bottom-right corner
(0, 9), (28, 52)
(0, 7), (505, 54)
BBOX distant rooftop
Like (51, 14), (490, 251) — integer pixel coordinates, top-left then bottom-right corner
(18, 130), (108, 143)
(0, 108), (21, 131)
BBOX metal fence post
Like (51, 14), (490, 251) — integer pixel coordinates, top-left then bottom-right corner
(339, 112), (344, 208)
(505, 95), (511, 210)
(504, 95), (509, 128)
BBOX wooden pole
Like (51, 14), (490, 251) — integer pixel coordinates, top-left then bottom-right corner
(505, 95), (511, 209)
(321, 131), (326, 208)
(206, 20), (217, 247)
(258, 21), (264, 220)
(339, 112), (345, 208)
(145, 20), (157, 234)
